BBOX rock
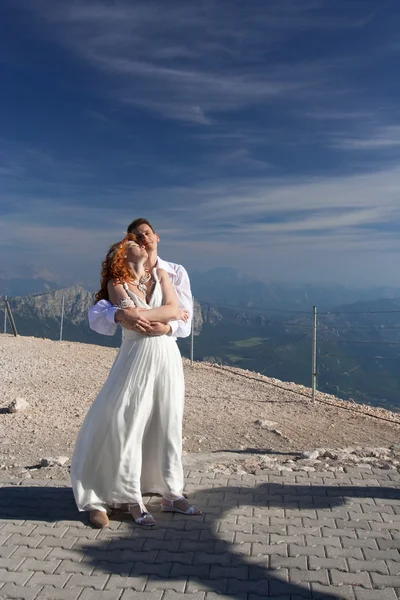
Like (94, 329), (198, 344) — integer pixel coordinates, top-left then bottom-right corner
(300, 466), (316, 472)
(301, 450), (320, 461)
(323, 450), (339, 460)
(55, 456), (69, 466)
(254, 419), (278, 429)
(7, 397), (30, 413)
(40, 457), (54, 467)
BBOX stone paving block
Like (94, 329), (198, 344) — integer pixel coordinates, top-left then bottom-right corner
(322, 527), (357, 539)
(164, 593), (205, 600)
(377, 538), (400, 550)
(35, 587), (84, 600)
(65, 573), (110, 589)
(354, 588), (398, 600)
(0, 544), (18, 559)
(342, 537), (378, 550)
(43, 548), (80, 561)
(25, 573), (71, 588)
(206, 594), (246, 600)
(311, 583), (355, 599)
(193, 552), (230, 566)
(120, 592), (163, 600)
(106, 575), (147, 591)
(0, 569), (34, 585)
(269, 555), (307, 570)
(4, 535), (45, 548)
(386, 560), (400, 575)
(269, 579), (311, 597)
(142, 539), (180, 552)
(369, 572), (400, 588)
(17, 558), (61, 574)
(288, 544), (325, 558)
(79, 591), (123, 600)
(33, 527), (69, 539)
(54, 559), (96, 575)
(38, 537), (78, 549)
(348, 558), (389, 575)
(144, 577), (187, 593)
(0, 525), (37, 536)
(169, 564), (209, 578)
(226, 577), (269, 595)
(252, 543), (288, 557)
(305, 535), (341, 548)
(289, 568), (329, 585)
(270, 534), (305, 545)
(330, 569), (372, 588)
(186, 577), (227, 593)
(326, 546), (364, 559)
(308, 556), (347, 571)
(234, 532), (269, 544)
(363, 547), (400, 561)
(357, 529), (392, 540)
(131, 562), (171, 577)
(154, 551), (193, 565)
(0, 583), (40, 600)
(208, 565), (249, 580)
(0, 557), (25, 570)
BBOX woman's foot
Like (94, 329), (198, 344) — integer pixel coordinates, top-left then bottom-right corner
(89, 510), (110, 528)
(161, 497), (202, 515)
(129, 503), (156, 526)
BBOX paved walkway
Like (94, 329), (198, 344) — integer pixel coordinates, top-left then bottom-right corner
(0, 467), (400, 600)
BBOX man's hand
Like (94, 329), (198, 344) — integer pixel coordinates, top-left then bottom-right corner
(142, 322), (172, 337)
(115, 306), (152, 333)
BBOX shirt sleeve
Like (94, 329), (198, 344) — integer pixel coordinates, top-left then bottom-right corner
(168, 266), (193, 339)
(88, 300), (118, 336)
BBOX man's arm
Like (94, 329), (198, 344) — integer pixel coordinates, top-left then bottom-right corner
(168, 266), (193, 339)
(88, 299), (153, 336)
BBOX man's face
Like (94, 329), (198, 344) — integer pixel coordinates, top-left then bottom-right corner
(133, 223), (159, 251)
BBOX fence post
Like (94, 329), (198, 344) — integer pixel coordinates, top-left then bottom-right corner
(3, 296), (6, 333)
(311, 305), (317, 402)
(190, 295), (194, 366)
(59, 295), (65, 341)
(5, 296), (18, 336)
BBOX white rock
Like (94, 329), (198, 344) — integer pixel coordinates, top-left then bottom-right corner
(7, 397), (30, 413)
(301, 450), (320, 461)
(55, 456), (69, 466)
(254, 419), (278, 429)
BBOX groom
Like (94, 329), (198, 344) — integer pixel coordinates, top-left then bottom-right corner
(88, 218), (193, 339)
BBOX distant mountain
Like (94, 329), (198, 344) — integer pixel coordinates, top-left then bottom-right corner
(3, 284), (400, 413)
(190, 267), (400, 312)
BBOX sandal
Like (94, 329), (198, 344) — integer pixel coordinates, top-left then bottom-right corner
(161, 496), (202, 515)
(129, 503), (156, 526)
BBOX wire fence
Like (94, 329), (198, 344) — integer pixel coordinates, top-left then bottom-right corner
(2, 293), (400, 413)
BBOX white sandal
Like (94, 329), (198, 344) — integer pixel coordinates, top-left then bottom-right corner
(129, 503), (156, 526)
(161, 496), (202, 515)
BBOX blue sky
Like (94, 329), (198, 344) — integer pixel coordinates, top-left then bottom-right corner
(2, 0), (400, 288)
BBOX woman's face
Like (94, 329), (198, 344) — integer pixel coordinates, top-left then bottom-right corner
(125, 241), (147, 262)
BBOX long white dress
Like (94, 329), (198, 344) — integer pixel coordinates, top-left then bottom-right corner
(70, 279), (185, 512)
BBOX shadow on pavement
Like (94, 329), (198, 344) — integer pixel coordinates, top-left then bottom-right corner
(0, 480), (399, 599)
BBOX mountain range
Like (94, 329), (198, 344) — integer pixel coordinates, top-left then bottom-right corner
(2, 268), (400, 412)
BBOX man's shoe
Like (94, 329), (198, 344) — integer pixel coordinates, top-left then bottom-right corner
(89, 510), (109, 528)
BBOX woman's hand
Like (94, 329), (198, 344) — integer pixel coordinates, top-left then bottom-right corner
(178, 309), (190, 322)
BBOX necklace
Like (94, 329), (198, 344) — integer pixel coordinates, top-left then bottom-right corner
(130, 272), (151, 295)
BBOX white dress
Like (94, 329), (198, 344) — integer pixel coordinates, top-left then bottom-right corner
(70, 279), (185, 512)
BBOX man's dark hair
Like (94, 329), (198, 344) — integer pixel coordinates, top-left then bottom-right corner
(127, 218), (155, 234)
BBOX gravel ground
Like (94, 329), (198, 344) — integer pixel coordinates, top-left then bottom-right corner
(1, 334), (400, 479)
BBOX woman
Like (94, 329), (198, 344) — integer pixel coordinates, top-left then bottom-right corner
(71, 234), (201, 528)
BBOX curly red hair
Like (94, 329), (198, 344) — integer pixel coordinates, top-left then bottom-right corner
(94, 233), (140, 303)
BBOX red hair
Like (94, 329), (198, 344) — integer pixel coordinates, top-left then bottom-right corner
(94, 233), (140, 303)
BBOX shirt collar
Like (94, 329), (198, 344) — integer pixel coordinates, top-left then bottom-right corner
(155, 256), (175, 275)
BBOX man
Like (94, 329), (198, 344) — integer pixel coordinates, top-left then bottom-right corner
(88, 218), (192, 340)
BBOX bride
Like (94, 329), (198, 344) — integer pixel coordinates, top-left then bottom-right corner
(71, 233), (201, 528)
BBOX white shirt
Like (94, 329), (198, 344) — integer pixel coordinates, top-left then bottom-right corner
(87, 257), (193, 339)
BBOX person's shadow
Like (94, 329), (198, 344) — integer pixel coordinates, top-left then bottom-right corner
(0, 480), (398, 599)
